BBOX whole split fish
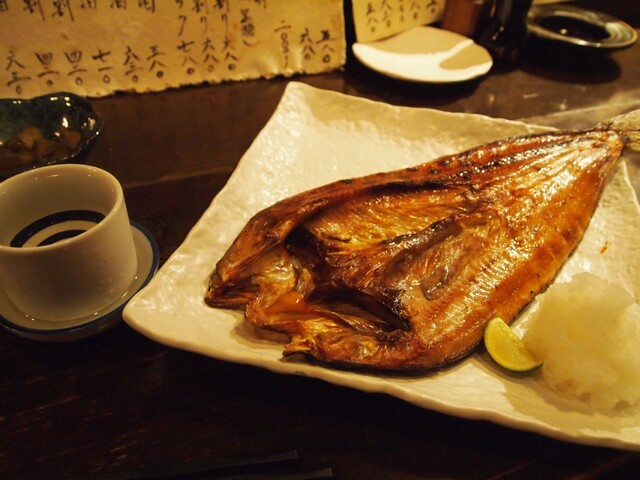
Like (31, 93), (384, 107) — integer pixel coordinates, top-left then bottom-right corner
(206, 112), (640, 371)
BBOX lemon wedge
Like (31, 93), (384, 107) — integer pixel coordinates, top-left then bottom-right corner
(484, 317), (542, 372)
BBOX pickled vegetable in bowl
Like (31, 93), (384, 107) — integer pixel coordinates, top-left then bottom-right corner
(0, 92), (104, 181)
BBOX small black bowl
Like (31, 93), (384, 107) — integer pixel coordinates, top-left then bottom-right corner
(527, 4), (637, 52)
(0, 92), (104, 181)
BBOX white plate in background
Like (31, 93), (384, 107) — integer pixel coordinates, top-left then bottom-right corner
(352, 26), (493, 82)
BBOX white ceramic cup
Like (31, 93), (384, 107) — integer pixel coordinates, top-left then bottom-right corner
(0, 164), (137, 322)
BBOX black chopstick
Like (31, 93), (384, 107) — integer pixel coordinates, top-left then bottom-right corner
(80, 449), (304, 480)
(212, 466), (334, 480)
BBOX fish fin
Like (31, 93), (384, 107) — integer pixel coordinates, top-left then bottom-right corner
(598, 108), (640, 154)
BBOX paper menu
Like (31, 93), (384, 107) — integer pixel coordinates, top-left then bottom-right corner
(351, 0), (445, 43)
(0, 0), (346, 98)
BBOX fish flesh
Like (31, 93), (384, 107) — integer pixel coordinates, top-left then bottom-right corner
(206, 117), (638, 371)
(206, 125), (631, 370)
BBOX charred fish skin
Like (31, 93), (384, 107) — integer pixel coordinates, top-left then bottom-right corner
(206, 127), (626, 371)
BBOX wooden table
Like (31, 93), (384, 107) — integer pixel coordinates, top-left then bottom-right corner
(3, 2), (640, 478)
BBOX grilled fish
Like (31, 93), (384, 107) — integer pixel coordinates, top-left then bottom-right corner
(206, 115), (639, 371)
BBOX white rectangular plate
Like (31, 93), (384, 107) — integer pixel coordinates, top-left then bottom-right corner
(124, 82), (640, 451)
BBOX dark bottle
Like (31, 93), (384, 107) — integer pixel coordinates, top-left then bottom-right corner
(477, 0), (533, 67)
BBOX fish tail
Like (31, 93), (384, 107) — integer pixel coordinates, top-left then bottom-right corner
(598, 109), (640, 153)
